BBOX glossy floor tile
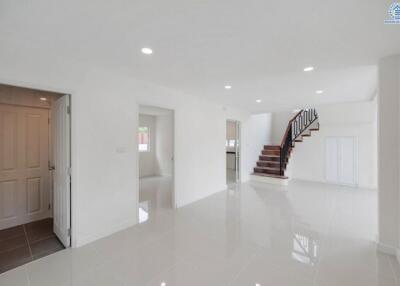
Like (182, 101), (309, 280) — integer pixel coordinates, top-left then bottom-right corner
(139, 176), (173, 223)
(0, 218), (64, 274)
(227, 168), (237, 185)
(0, 178), (396, 286)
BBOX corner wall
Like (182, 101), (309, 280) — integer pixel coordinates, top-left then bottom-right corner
(377, 55), (400, 254)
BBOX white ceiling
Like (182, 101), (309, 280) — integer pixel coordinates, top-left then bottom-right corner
(0, 0), (399, 112)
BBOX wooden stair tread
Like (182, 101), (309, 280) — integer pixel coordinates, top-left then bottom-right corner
(254, 166), (280, 171)
(257, 160), (279, 164)
(260, 154), (280, 158)
(252, 172), (288, 179)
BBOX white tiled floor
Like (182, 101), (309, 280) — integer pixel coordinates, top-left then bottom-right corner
(1, 178), (398, 286)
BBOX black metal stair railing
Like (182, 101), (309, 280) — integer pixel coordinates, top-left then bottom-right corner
(279, 108), (318, 176)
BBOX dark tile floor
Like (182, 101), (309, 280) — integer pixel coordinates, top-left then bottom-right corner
(0, 218), (65, 274)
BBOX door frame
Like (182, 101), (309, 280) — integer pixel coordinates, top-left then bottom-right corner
(324, 136), (358, 187)
(136, 104), (176, 222)
(226, 119), (242, 184)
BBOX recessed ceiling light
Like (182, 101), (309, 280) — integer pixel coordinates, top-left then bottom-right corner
(303, 66), (314, 72)
(315, 90), (324, 94)
(224, 85), (232, 89)
(255, 284), (261, 286)
(40, 97), (47, 101)
(141, 47), (153, 55)
(256, 99), (262, 103)
(161, 282), (166, 286)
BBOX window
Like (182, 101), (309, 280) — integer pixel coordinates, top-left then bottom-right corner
(138, 126), (150, 152)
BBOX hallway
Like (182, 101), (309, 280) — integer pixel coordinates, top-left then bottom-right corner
(0, 180), (394, 286)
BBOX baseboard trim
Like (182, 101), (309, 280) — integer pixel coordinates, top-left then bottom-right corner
(73, 217), (137, 248)
(376, 241), (397, 255)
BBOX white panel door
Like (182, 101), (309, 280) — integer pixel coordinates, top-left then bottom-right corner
(325, 137), (357, 186)
(52, 96), (71, 247)
(0, 104), (50, 230)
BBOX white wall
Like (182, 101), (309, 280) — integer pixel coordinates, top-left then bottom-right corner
(155, 113), (174, 176)
(240, 113), (273, 180)
(377, 55), (400, 253)
(139, 114), (156, 178)
(271, 101), (377, 189)
(271, 111), (294, 145)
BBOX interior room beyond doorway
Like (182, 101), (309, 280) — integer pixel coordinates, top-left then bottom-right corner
(0, 84), (71, 273)
(226, 120), (240, 185)
(138, 105), (174, 223)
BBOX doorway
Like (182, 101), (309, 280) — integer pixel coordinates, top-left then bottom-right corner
(137, 105), (174, 223)
(226, 120), (241, 185)
(0, 84), (71, 273)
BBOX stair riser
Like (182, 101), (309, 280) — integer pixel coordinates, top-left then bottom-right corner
(254, 168), (282, 176)
(261, 150), (280, 156)
(257, 161), (280, 167)
(264, 145), (280, 151)
(259, 156), (280, 162)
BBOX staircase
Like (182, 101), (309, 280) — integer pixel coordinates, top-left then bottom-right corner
(252, 108), (319, 183)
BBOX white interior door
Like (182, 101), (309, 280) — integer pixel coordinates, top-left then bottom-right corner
(0, 104), (50, 230)
(325, 137), (357, 186)
(53, 95), (71, 247)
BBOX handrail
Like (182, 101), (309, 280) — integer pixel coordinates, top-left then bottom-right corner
(280, 110), (303, 148)
(279, 108), (318, 176)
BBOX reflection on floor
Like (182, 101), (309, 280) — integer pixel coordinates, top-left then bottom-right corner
(1, 180), (397, 286)
(139, 176), (173, 223)
(226, 169), (236, 185)
(0, 218), (64, 274)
